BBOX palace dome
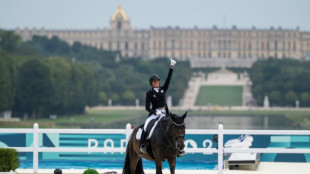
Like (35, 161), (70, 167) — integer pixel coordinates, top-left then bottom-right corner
(111, 5), (129, 21)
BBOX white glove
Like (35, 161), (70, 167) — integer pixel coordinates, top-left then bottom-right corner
(156, 110), (162, 115)
(170, 58), (177, 67)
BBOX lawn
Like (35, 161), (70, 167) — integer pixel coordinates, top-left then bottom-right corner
(195, 86), (243, 106)
(0, 109), (146, 128)
(1, 108), (310, 128)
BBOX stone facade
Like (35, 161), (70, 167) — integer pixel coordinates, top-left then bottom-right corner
(14, 6), (310, 67)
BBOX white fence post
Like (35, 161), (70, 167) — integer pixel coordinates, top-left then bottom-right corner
(218, 123), (224, 174)
(33, 123), (39, 173)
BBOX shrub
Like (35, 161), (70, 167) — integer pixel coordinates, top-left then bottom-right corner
(83, 168), (99, 174)
(0, 148), (20, 172)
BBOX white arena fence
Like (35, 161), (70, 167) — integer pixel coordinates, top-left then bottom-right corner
(0, 123), (310, 174)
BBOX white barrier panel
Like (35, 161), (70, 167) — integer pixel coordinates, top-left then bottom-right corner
(0, 123), (310, 174)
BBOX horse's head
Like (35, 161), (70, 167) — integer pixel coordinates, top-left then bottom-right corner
(169, 111), (187, 151)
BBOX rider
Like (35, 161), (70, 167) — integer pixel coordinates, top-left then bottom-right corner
(139, 58), (185, 157)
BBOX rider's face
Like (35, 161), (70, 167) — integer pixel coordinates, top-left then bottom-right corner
(151, 80), (160, 88)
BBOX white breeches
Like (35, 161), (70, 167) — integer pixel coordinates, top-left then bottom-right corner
(144, 107), (166, 132)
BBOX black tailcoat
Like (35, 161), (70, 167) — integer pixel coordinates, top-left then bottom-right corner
(145, 67), (173, 116)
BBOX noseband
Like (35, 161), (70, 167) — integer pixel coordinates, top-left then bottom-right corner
(173, 122), (185, 141)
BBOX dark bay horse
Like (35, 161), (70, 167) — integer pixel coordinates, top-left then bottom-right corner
(122, 112), (187, 174)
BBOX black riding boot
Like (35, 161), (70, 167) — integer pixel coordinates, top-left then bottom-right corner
(139, 130), (147, 154)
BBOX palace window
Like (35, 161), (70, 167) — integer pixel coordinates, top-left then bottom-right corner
(109, 41), (112, 50)
(141, 43), (145, 51)
(117, 42), (120, 50)
(275, 41), (278, 50)
(125, 42), (128, 50)
(117, 21), (122, 30)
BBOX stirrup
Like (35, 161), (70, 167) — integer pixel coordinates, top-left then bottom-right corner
(139, 145), (146, 154)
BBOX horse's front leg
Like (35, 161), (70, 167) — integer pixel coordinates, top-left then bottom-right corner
(155, 159), (163, 174)
(168, 158), (176, 174)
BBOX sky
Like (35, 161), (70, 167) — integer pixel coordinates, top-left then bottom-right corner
(1, 0), (310, 31)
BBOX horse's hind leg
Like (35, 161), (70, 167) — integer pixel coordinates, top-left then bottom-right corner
(168, 158), (176, 174)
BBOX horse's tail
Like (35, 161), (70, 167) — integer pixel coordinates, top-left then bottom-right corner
(135, 157), (144, 174)
(122, 143), (132, 174)
(122, 131), (144, 174)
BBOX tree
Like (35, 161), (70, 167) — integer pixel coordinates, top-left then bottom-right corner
(0, 30), (22, 53)
(122, 90), (135, 105)
(269, 90), (282, 106)
(0, 49), (16, 112)
(300, 92), (310, 106)
(14, 59), (53, 118)
(285, 90), (298, 106)
(47, 57), (72, 115)
(98, 91), (108, 105)
(110, 93), (120, 105)
(250, 58), (310, 106)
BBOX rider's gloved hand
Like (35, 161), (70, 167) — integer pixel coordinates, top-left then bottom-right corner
(156, 110), (162, 115)
(170, 58), (177, 67)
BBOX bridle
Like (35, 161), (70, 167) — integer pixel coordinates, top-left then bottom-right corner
(172, 122), (185, 142)
(159, 119), (185, 149)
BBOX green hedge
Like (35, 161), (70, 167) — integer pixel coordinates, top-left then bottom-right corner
(0, 148), (20, 172)
(83, 169), (99, 174)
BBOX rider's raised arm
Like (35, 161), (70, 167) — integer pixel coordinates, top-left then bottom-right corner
(162, 67), (173, 91)
(162, 58), (176, 91)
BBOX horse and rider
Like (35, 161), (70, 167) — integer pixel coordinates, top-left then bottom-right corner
(123, 58), (187, 174)
(140, 58), (185, 157)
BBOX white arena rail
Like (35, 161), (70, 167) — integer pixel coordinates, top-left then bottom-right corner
(0, 123), (310, 174)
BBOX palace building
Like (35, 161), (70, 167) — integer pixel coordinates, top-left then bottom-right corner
(14, 6), (310, 67)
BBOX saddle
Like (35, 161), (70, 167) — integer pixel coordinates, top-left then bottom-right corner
(136, 115), (162, 140)
(136, 116), (164, 160)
